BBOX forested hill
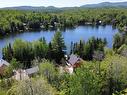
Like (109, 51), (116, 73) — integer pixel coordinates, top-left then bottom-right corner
(1, 2), (127, 12)
(0, 6), (79, 12)
(0, 6), (62, 12)
(81, 2), (127, 8)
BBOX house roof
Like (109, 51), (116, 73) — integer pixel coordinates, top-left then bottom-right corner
(0, 59), (10, 67)
(26, 66), (39, 75)
(68, 54), (80, 65)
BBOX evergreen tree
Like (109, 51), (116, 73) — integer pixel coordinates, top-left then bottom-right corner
(51, 31), (66, 63)
(70, 41), (74, 54)
(47, 42), (53, 60)
(113, 33), (123, 50)
(2, 43), (13, 62)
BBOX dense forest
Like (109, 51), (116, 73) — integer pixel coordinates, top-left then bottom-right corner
(0, 8), (127, 35)
(1, 8), (127, 95)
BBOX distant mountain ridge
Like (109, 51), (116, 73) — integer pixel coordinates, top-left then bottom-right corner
(6, 6), (58, 10)
(81, 2), (127, 8)
(1, 2), (127, 12)
(1, 6), (62, 12)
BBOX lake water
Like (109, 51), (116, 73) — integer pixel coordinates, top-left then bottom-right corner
(0, 25), (118, 58)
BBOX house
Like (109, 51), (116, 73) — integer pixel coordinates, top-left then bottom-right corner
(64, 54), (83, 74)
(67, 54), (83, 68)
(13, 66), (39, 80)
(0, 59), (10, 76)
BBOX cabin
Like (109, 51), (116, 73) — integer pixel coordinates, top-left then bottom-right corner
(13, 66), (39, 80)
(0, 59), (10, 76)
(67, 54), (83, 68)
(64, 54), (83, 74)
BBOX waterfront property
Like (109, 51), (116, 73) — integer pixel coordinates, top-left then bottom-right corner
(61, 54), (83, 74)
(67, 54), (83, 68)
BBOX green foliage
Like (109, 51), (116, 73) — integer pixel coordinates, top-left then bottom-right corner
(101, 54), (127, 94)
(2, 38), (49, 68)
(33, 40), (48, 58)
(49, 62), (105, 95)
(72, 37), (106, 60)
(1, 8), (127, 95)
(10, 58), (22, 69)
(3, 66), (13, 78)
(52, 31), (65, 51)
(1, 53), (127, 95)
(2, 43), (13, 62)
(113, 33), (123, 50)
(117, 44), (127, 57)
(12, 39), (34, 68)
(39, 59), (57, 81)
(2, 32), (66, 68)
(38, 59), (65, 93)
(51, 31), (66, 63)
(0, 79), (15, 91)
(0, 8), (127, 36)
(0, 90), (6, 95)
(7, 78), (58, 95)
(65, 63), (102, 95)
(1, 58), (20, 79)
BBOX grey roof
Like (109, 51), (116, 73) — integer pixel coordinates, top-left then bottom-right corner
(0, 59), (10, 67)
(68, 54), (80, 65)
(26, 66), (39, 75)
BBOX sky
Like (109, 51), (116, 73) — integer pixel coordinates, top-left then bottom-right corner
(0, 0), (127, 8)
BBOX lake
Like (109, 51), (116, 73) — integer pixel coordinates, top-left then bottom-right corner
(0, 25), (118, 58)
